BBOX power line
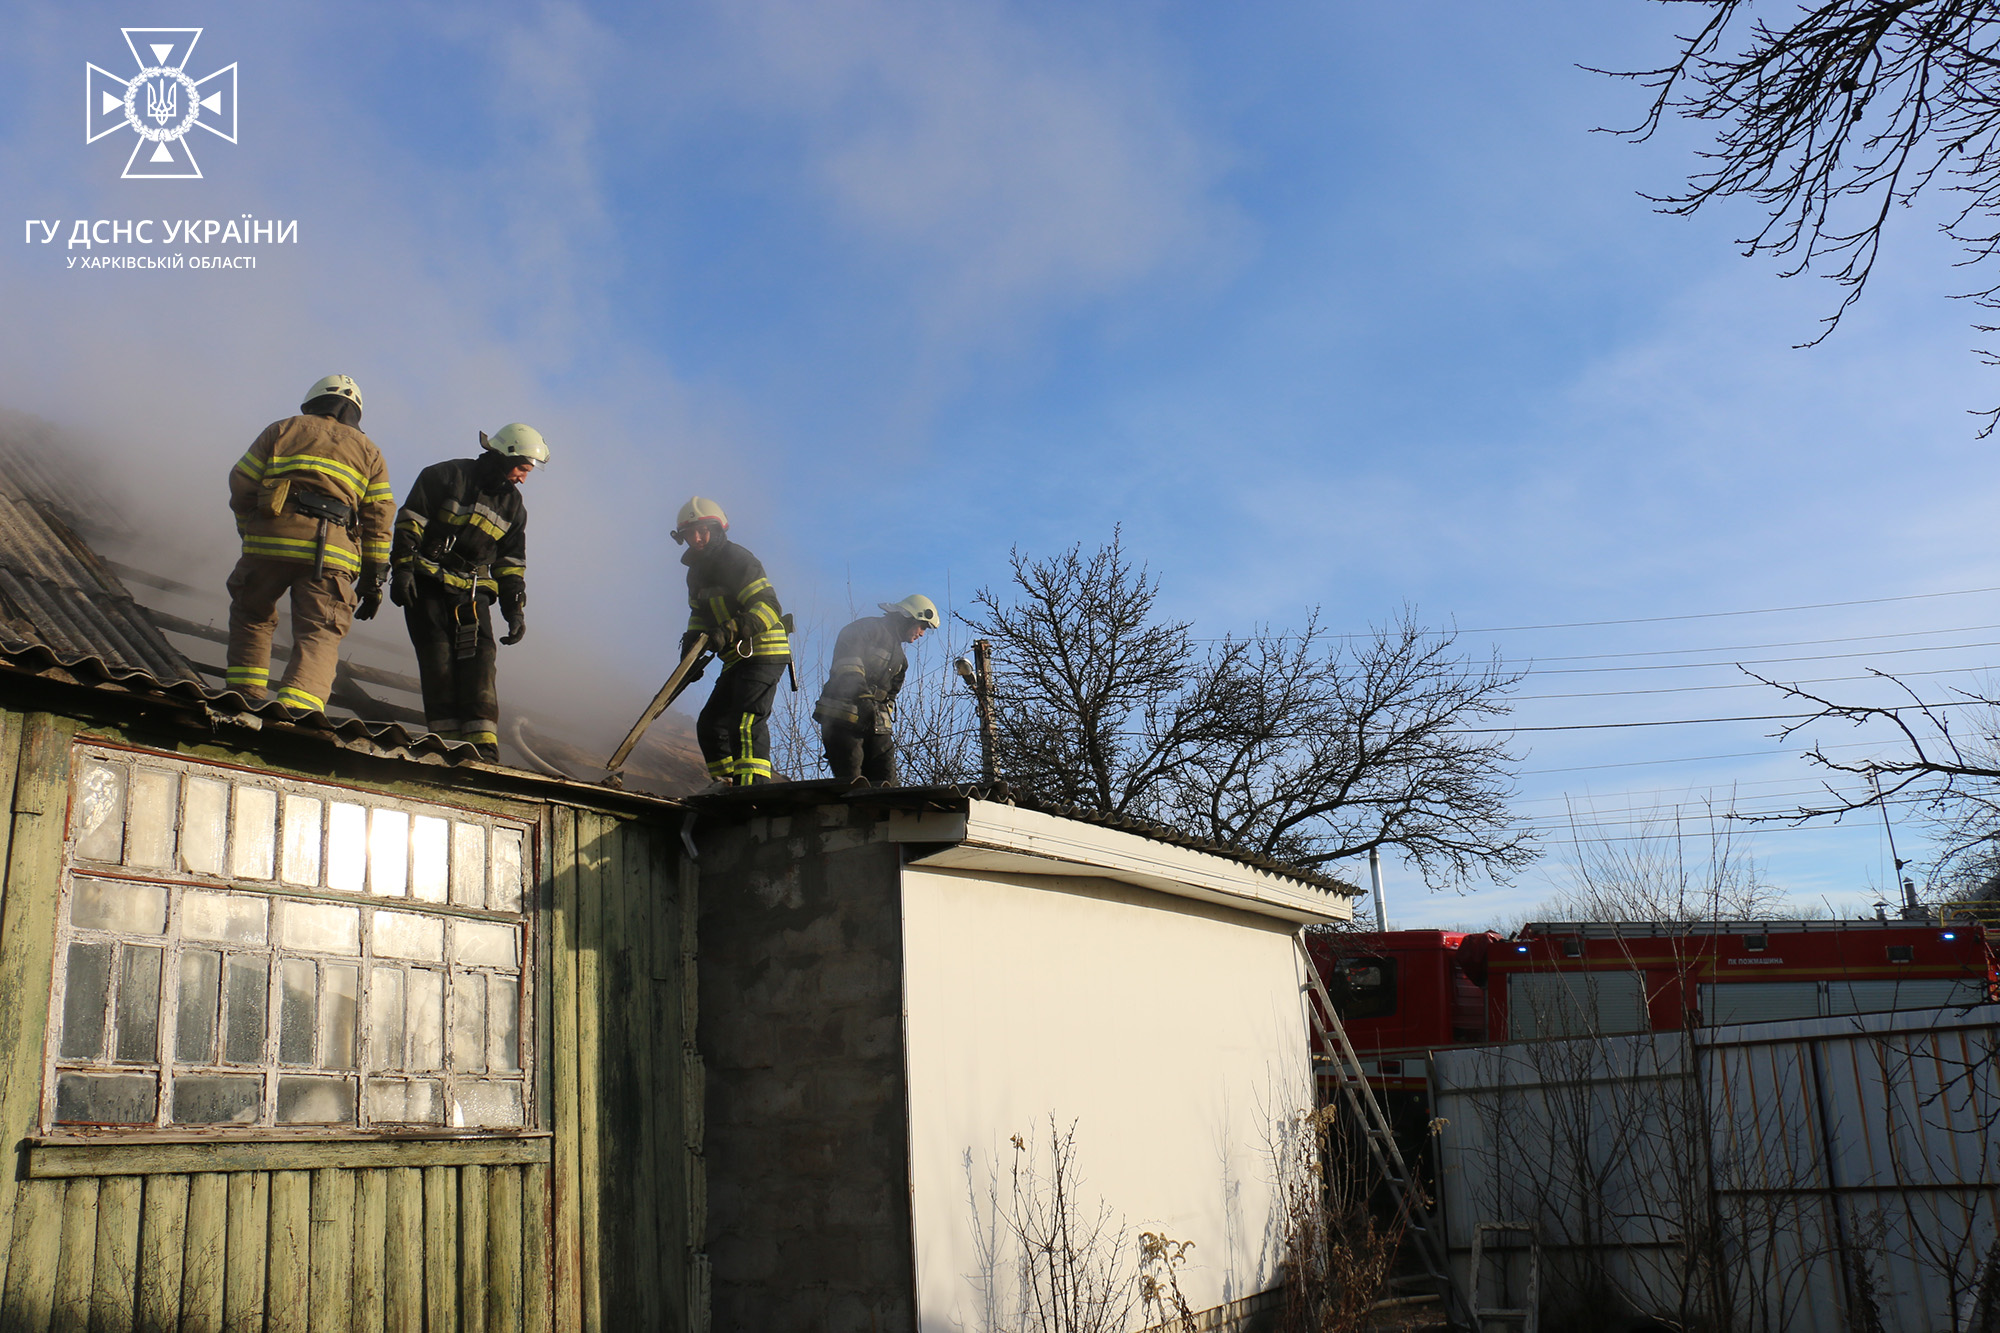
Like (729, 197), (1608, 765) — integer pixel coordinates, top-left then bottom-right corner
(1452, 585), (2000, 634)
(1519, 638), (2000, 679)
(1503, 623), (2000, 667)
(1458, 698), (1990, 734)
(1510, 660), (1998, 703)
(1517, 738), (1886, 777)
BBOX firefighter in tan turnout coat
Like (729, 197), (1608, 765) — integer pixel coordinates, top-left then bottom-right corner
(225, 375), (395, 712)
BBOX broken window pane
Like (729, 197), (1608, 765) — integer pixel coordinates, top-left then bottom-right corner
(180, 777), (228, 876)
(326, 803), (367, 892)
(453, 978), (486, 1074)
(454, 920), (517, 969)
(408, 970), (444, 1072)
(366, 1078), (441, 1125)
(491, 829), (523, 913)
(368, 809), (409, 897)
(277, 1076), (355, 1124)
(230, 786), (277, 881)
(125, 769), (178, 869)
(368, 967), (404, 1070)
(60, 941), (112, 1060)
(115, 945), (163, 1063)
(182, 891), (267, 945)
(453, 1081), (523, 1129)
(451, 823), (486, 908)
(279, 959), (315, 1065)
(224, 957), (269, 1064)
(280, 795), (322, 886)
(489, 975), (521, 1073)
(71, 878), (167, 935)
(409, 817), (448, 904)
(72, 761), (125, 864)
(321, 964), (358, 1070)
(56, 1072), (156, 1125)
(172, 1075), (261, 1124)
(281, 901), (359, 955)
(176, 949), (221, 1064)
(372, 910), (444, 961)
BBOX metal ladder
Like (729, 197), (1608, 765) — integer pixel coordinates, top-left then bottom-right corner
(1469, 1221), (1539, 1332)
(1296, 929), (1476, 1330)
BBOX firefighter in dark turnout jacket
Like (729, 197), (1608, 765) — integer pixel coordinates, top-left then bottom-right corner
(226, 374), (396, 713)
(389, 424), (548, 761)
(815, 595), (940, 784)
(675, 498), (791, 785)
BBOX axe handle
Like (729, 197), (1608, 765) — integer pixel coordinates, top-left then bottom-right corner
(605, 633), (709, 776)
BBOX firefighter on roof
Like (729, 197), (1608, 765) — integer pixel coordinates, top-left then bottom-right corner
(675, 498), (790, 785)
(389, 423), (545, 762)
(225, 374), (395, 713)
(815, 595), (940, 785)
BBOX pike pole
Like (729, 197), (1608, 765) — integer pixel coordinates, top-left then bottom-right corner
(603, 632), (710, 787)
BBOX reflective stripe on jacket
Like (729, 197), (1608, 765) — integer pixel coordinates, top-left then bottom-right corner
(229, 415), (394, 578)
(682, 538), (789, 665)
(389, 458), (528, 605)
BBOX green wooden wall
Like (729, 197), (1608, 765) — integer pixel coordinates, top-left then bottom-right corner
(0, 707), (703, 1332)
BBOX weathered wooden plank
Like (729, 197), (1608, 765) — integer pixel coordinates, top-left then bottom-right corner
(547, 807), (582, 1333)
(679, 849), (707, 1333)
(620, 823), (662, 1330)
(307, 1167), (353, 1333)
(265, 1170), (310, 1333)
(422, 1167), (457, 1332)
(486, 1165), (523, 1333)
(222, 1171), (268, 1333)
(134, 1173), (189, 1332)
(0, 711), (27, 939)
(382, 1168), (422, 1333)
(0, 716), (76, 1290)
(51, 1176), (98, 1333)
(595, 816), (637, 1329)
(351, 1170), (388, 1333)
(2, 1177), (66, 1332)
(179, 1174), (227, 1333)
(459, 1167), (489, 1332)
(575, 812), (605, 1333)
(28, 1135), (555, 1178)
(87, 1173), (140, 1333)
(522, 1163), (551, 1333)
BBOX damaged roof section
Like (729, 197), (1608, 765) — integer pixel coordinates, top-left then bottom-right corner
(0, 442), (200, 687)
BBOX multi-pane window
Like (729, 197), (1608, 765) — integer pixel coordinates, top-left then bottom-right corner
(49, 748), (534, 1132)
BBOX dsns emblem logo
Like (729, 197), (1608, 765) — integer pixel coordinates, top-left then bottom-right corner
(86, 28), (237, 179)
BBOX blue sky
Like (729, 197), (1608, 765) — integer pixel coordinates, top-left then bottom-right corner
(5, 1), (1998, 926)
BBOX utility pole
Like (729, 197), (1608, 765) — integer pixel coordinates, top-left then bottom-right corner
(1368, 848), (1388, 932)
(1871, 773), (1924, 920)
(956, 641), (1000, 785)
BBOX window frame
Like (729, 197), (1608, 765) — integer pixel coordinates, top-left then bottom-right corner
(45, 743), (540, 1139)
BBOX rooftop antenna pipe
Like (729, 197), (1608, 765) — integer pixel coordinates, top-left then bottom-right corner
(956, 641), (1001, 786)
(1368, 847), (1388, 932)
(1870, 772), (1924, 920)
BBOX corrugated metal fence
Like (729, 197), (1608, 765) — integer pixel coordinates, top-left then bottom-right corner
(1430, 1004), (2000, 1331)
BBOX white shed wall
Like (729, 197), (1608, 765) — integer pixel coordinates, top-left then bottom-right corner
(900, 865), (1313, 1333)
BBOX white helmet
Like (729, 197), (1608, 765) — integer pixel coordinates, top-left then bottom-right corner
(673, 496), (728, 543)
(302, 374), (363, 413)
(480, 422), (550, 465)
(880, 594), (941, 628)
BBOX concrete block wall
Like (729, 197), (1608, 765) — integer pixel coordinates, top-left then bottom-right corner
(696, 801), (915, 1332)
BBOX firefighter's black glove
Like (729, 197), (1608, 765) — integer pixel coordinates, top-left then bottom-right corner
(355, 581), (384, 622)
(389, 568), (418, 608)
(501, 603), (527, 646)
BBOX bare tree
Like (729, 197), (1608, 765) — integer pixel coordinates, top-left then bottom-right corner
(1539, 799), (1788, 922)
(965, 534), (1534, 888)
(1612, 1), (2000, 423)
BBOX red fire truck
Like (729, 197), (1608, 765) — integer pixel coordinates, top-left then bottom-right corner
(1307, 918), (1999, 1090)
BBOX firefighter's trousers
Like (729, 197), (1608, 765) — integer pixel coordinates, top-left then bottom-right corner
(225, 556), (356, 712)
(697, 659), (785, 785)
(821, 722), (897, 785)
(404, 584), (499, 750)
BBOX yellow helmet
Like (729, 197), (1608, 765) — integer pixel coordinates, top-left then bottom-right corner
(879, 594), (941, 628)
(673, 496), (728, 543)
(481, 422), (550, 465)
(302, 374), (363, 414)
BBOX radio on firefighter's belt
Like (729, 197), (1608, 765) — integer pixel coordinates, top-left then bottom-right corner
(288, 488), (357, 579)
